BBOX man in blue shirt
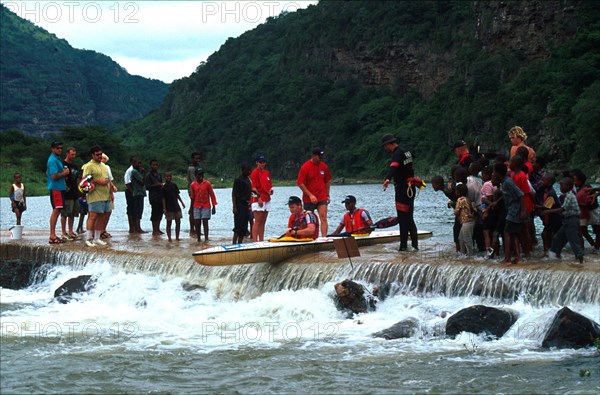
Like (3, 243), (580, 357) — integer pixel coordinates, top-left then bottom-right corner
(47, 141), (70, 244)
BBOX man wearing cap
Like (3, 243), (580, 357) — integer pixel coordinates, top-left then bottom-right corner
(297, 148), (332, 237)
(453, 140), (475, 170)
(331, 195), (374, 235)
(250, 154), (273, 241)
(81, 145), (113, 246)
(47, 141), (70, 244)
(381, 134), (419, 251)
(60, 147), (81, 241)
(284, 196), (319, 239)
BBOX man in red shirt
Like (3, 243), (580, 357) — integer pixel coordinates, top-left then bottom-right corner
(190, 168), (217, 242)
(297, 148), (332, 237)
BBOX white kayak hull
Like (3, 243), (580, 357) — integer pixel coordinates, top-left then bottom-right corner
(193, 230), (432, 266)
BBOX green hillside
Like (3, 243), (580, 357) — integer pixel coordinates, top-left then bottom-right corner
(121, 0), (600, 181)
(2, 1), (599, 198)
(0, 5), (169, 136)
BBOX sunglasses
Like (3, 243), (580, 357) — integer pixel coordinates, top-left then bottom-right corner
(94, 152), (103, 157)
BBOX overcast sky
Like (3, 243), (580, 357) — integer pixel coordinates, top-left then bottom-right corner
(2, 1), (317, 83)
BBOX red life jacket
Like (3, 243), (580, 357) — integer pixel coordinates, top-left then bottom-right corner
(288, 210), (320, 239)
(343, 208), (371, 234)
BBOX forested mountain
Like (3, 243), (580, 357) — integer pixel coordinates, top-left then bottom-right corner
(0, 5), (169, 137)
(121, 0), (600, 180)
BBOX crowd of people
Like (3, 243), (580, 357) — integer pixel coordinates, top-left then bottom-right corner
(431, 126), (600, 265)
(9, 129), (599, 265)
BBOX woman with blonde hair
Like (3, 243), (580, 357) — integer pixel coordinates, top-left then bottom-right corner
(508, 126), (536, 161)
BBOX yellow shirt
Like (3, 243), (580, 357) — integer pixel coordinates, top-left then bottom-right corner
(82, 159), (110, 203)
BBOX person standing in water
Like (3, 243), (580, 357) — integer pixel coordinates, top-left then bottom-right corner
(381, 134), (418, 252)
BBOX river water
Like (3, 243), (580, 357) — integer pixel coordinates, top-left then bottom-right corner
(1, 185), (599, 394)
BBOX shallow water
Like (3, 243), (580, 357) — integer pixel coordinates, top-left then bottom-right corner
(2, 185), (599, 394)
(0, 184), (453, 241)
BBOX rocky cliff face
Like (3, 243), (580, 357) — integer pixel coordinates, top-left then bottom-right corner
(0, 5), (169, 137)
(328, 1), (581, 99)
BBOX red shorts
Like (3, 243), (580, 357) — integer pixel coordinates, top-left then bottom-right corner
(50, 190), (64, 209)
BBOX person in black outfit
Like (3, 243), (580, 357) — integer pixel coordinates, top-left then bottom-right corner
(381, 134), (418, 251)
(232, 164), (254, 244)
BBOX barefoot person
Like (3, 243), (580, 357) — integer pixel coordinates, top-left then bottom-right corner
(232, 164), (254, 244)
(190, 168), (217, 242)
(9, 173), (26, 226)
(162, 171), (185, 242)
(145, 159), (164, 236)
(187, 152), (202, 237)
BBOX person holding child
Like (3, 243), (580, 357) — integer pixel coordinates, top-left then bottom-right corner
(10, 172), (26, 225)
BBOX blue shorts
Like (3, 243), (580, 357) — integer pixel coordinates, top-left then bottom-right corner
(89, 200), (112, 214)
(193, 207), (211, 220)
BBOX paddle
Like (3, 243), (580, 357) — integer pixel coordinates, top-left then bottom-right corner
(276, 227), (298, 240)
(327, 216), (399, 237)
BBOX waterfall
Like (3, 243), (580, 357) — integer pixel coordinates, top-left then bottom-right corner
(4, 243), (598, 306)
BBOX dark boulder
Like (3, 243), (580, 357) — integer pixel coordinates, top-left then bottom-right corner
(446, 305), (518, 339)
(0, 259), (43, 289)
(54, 275), (95, 304)
(334, 279), (373, 314)
(541, 307), (600, 349)
(372, 317), (421, 340)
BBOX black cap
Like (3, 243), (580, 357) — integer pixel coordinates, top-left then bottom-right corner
(51, 141), (63, 148)
(341, 195), (356, 204)
(255, 155), (266, 162)
(381, 134), (397, 146)
(195, 167), (204, 175)
(287, 196), (302, 205)
(452, 140), (467, 150)
(312, 148), (324, 157)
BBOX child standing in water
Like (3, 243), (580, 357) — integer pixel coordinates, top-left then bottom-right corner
(190, 168), (217, 242)
(454, 183), (475, 257)
(9, 173), (26, 225)
(162, 171), (185, 242)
